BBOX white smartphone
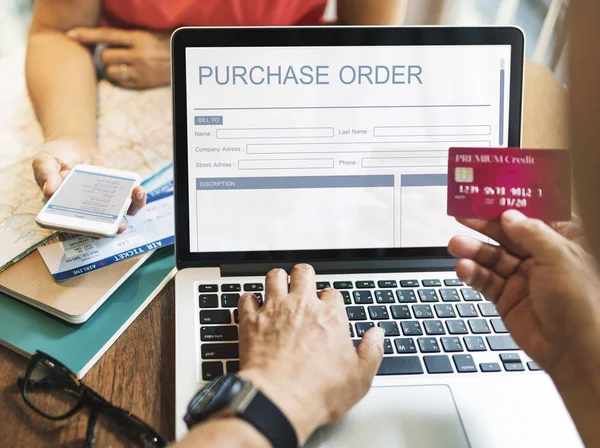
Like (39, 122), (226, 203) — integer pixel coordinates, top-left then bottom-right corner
(36, 164), (142, 238)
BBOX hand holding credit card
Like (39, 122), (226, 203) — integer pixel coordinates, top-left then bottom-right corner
(447, 147), (571, 221)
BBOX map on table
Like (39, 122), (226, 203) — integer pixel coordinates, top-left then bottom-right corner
(0, 50), (173, 271)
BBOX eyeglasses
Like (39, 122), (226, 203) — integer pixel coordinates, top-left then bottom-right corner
(17, 351), (169, 448)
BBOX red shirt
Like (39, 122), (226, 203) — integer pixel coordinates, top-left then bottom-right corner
(102, 0), (327, 30)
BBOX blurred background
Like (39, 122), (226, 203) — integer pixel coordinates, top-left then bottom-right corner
(1, 0), (568, 80)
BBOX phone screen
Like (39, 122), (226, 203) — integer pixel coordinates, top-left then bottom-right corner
(45, 169), (137, 224)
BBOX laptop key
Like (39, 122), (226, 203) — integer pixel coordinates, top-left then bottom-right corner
(390, 305), (411, 320)
(375, 290), (396, 304)
(527, 361), (542, 371)
(368, 305), (390, 320)
(355, 322), (375, 337)
(243, 283), (264, 292)
(446, 319), (468, 335)
(201, 361), (223, 381)
(418, 289), (439, 303)
(456, 303), (478, 318)
(199, 294), (219, 308)
(383, 339), (394, 354)
(349, 324), (354, 338)
(198, 284), (218, 293)
(480, 362), (501, 372)
(352, 340), (361, 349)
(394, 338), (417, 354)
(226, 361), (240, 374)
(440, 288), (460, 302)
(221, 293), (240, 308)
(441, 337), (464, 352)
(418, 337), (440, 353)
(401, 321), (423, 336)
(461, 288), (483, 301)
(444, 279), (463, 286)
(346, 306), (367, 321)
(356, 280), (375, 289)
(396, 290), (417, 303)
(201, 343), (239, 359)
(341, 291), (352, 305)
(504, 362), (525, 372)
(353, 290), (374, 304)
(222, 283), (241, 292)
(468, 319), (491, 334)
(200, 310), (231, 324)
(377, 356), (423, 375)
(500, 353), (521, 363)
(453, 354), (477, 373)
(424, 320), (446, 335)
(233, 309), (239, 324)
(423, 355), (453, 374)
(478, 303), (499, 317)
(378, 280), (397, 288)
(316, 282), (331, 290)
(333, 281), (353, 289)
(490, 318), (508, 333)
(422, 279), (442, 287)
(400, 280), (419, 287)
(464, 336), (487, 352)
(412, 304), (433, 319)
(487, 335), (519, 351)
(434, 304), (456, 318)
(201, 326), (238, 341)
(378, 321), (400, 337)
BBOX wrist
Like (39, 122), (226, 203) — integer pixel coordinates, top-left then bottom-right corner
(44, 135), (97, 151)
(238, 369), (325, 446)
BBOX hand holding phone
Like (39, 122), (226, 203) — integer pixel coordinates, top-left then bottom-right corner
(36, 164), (142, 238)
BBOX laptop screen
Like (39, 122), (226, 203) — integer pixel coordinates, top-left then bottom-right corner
(184, 43), (512, 253)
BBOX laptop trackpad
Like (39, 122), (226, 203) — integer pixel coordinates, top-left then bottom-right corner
(306, 385), (469, 448)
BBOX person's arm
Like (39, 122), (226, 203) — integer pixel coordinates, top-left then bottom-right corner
(568, 1), (600, 264)
(337, 0), (404, 25)
(26, 0), (100, 148)
(26, 0), (146, 221)
(171, 265), (384, 447)
(549, 360), (600, 448)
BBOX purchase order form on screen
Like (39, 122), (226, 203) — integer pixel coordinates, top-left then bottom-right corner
(185, 45), (511, 252)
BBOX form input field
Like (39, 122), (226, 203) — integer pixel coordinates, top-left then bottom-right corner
(216, 127), (334, 139)
(374, 125), (491, 137)
(238, 158), (334, 170)
(246, 141), (491, 155)
(362, 157), (447, 168)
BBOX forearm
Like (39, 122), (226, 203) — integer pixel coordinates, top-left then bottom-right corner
(173, 417), (271, 448)
(568, 1), (600, 263)
(551, 363), (600, 447)
(338, 0), (404, 25)
(26, 30), (98, 147)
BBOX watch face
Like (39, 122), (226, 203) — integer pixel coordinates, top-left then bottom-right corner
(185, 374), (243, 427)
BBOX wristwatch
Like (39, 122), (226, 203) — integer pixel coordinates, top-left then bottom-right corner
(184, 374), (298, 448)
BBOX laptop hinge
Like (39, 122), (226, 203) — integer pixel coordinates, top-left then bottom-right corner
(220, 258), (457, 277)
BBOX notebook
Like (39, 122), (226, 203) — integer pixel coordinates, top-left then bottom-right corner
(0, 247), (175, 378)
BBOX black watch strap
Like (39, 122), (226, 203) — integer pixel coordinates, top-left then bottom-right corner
(239, 388), (298, 448)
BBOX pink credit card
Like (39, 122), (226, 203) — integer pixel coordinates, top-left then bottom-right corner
(447, 147), (571, 221)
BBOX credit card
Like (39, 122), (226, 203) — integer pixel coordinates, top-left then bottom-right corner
(447, 147), (571, 221)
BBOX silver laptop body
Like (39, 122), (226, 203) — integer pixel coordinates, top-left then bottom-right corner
(171, 26), (582, 447)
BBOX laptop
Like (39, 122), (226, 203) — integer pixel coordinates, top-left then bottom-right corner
(172, 27), (582, 447)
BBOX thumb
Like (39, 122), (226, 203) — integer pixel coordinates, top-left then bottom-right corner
(500, 209), (565, 258)
(32, 154), (63, 198)
(356, 327), (384, 386)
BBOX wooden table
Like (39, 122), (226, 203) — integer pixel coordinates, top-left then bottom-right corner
(0, 63), (568, 447)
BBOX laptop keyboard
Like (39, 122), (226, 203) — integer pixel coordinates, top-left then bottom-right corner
(197, 277), (541, 381)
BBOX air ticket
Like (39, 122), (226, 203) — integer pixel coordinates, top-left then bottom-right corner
(38, 164), (174, 281)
